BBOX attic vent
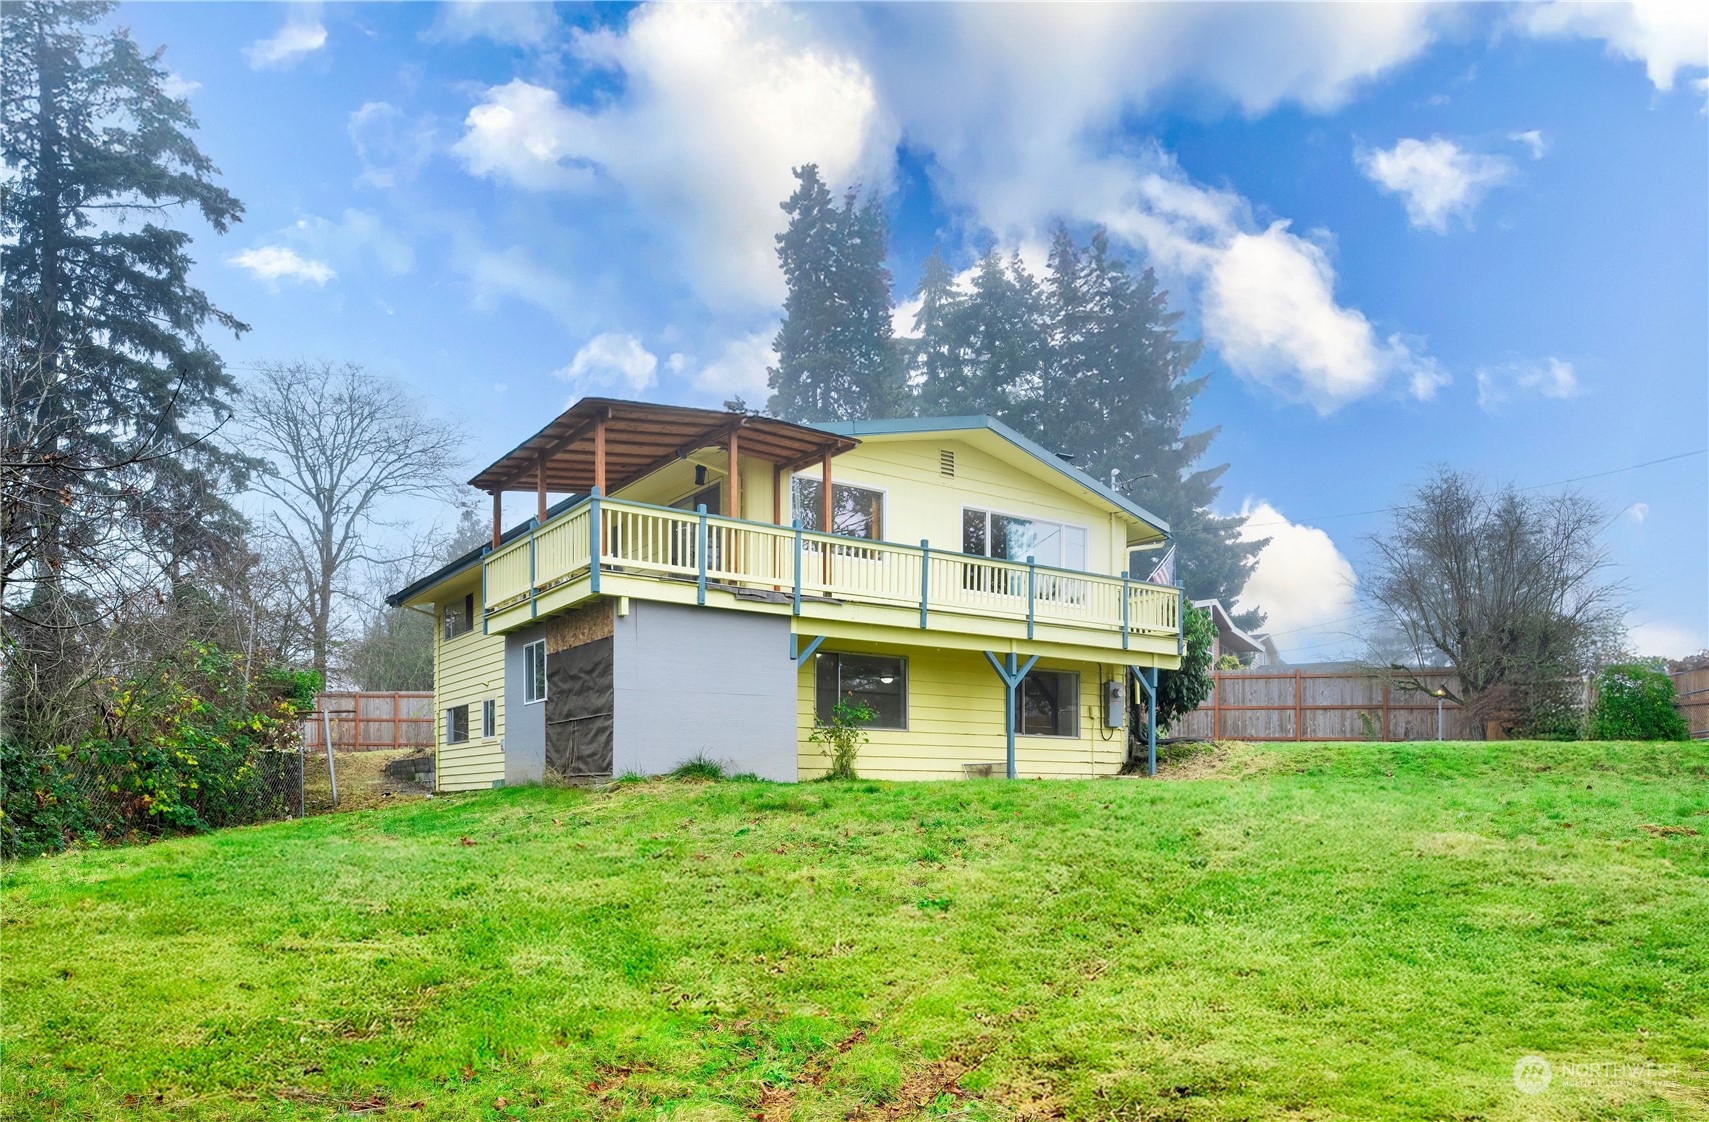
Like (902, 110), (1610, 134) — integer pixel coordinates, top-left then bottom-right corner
(939, 448), (956, 477)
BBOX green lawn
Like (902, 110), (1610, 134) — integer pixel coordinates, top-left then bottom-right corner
(3, 740), (1707, 1121)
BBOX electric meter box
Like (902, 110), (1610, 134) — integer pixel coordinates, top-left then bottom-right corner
(1104, 679), (1126, 728)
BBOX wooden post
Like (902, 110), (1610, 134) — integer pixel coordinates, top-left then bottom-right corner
(772, 464), (783, 525)
(1294, 668), (1304, 742)
(1381, 678), (1391, 742)
(490, 489), (502, 549)
(1213, 671), (1222, 740)
(593, 411), (608, 495)
(725, 428), (740, 518)
(536, 455), (547, 523)
(393, 692), (401, 750)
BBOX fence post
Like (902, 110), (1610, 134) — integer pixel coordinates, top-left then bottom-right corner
(1294, 669), (1304, 742)
(320, 707), (339, 807)
(696, 504), (708, 606)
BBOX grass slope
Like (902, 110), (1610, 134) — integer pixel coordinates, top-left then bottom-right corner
(3, 741), (1707, 1121)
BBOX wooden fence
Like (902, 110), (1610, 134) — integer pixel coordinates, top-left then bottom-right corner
(1174, 668), (1471, 741)
(1673, 668), (1709, 738)
(303, 691), (435, 752)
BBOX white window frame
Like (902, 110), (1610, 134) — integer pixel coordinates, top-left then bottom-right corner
(790, 475), (889, 541)
(961, 506), (1088, 571)
(523, 639), (547, 704)
(446, 704), (470, 744)
(481, 698), (496, 738)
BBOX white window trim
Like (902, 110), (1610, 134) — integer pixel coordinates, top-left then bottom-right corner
(523, 639), (547, 705)
(961, 505), (1089, 571)
(481, 698), (497, 739)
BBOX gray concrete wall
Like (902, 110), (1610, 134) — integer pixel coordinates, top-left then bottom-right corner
(612, 601), (798, 781)
(503, 624), (547, 785)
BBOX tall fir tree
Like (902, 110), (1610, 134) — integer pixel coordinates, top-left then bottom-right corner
(906, 247), (967, 415)
(2, 1), (248, 738)
(766, 165), (905, 422)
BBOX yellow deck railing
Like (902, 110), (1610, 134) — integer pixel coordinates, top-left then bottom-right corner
(484, 495), (1181, 645)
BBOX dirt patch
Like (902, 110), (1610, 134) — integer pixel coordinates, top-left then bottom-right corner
(1139, 740), (1276, 781)
(1640, 823), (1700, 838)
(304, 749), (434, 813)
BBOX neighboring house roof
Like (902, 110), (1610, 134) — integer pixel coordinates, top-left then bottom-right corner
(817, 415), (1170, 537)
(1191, 598), (1265, 656)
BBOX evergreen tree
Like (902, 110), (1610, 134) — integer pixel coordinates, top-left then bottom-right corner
(906, 247), (967, 415)
(961, 249), (1049, 428)
(766, 165), (905, 421)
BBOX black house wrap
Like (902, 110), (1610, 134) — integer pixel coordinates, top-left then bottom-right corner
(544, 637), (615, 779)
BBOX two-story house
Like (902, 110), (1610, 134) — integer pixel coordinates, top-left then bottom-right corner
(387, 398), (1184, 788)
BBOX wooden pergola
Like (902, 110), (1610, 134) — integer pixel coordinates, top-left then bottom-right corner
(467, 398), (860, 547)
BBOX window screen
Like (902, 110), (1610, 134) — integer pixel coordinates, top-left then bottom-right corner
(523, 639), (547, 704)
(815, 653), (906, 729)
(792, 478), (884, 540)
(446, 704), (470, 744)
(481, 698), (496, 738)
(1016, 670), (1079, 737)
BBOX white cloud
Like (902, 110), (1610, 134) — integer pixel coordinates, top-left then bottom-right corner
(455, 4), (896, 307)
(348, 102), (437, 189)
(1622, 501), (1650, 525)
(1510, 129), (1549, 159)
(1232, 500), (1358, 659)
(1356, 137), (1514, 232)
(553, 333), (659, 397)
(463, 244), (579, 323)
(1625, 617), (1705, 659)
(1517, 0), (1709, 94)
(161, 72), (200, 99)
(428, 1), (560, 47)
(289, 209), (415, 276)
(682, 330), (777, 398)
(1475, 357), (1580, 411)
(243, 17), (328, 70)
(229, 245), (335, 286)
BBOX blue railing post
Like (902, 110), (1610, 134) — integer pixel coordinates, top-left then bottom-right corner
(696, 503), (708, 606)
(480, 544), (490, 634)
(792, 519), (803, 616)
(1177, 582), (1185, 657)
(589, 487), (602, 595)
(919, 540), (930, 629)
(528, 518), (539, 618)
(1026, 555), (1036, 640)
(1120, 569), (1130, 650)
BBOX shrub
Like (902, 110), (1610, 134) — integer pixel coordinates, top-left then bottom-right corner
(810, 698), (875, 780)
(1588, 664), (1689, 741)
(1156, 603), (1216, 732)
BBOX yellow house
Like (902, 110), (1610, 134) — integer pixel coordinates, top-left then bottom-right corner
(388, 398), (1183, 789)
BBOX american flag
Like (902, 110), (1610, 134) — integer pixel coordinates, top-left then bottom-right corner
(1145, 544), (1176, 585)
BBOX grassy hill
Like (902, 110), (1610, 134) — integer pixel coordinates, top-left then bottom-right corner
(3, 740), (1706, 1121)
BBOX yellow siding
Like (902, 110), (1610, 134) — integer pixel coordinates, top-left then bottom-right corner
(806, 436), (1134, 576)
(796, 641), (1129, 781)
(433, 575), (506, 792)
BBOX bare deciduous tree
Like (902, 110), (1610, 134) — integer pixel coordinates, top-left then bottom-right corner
(243, 361), (467, 680)
(1364, 468), (1624, 735)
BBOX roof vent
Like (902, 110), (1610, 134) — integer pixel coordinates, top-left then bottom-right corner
(939, 448), (956, 477)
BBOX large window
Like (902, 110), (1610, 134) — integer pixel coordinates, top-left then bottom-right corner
(792, 478), (885, 540)
(963, 509), (1087, 570)
(523, 639), (547, 704)
(442, 593), (475, 640)
(1016, 669), (1079, 737)
(815, 653), (907, 729)
(446, 704), (470, 744)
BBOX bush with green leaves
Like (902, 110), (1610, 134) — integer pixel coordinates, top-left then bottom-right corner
(1587, 663), (1689, 741)
(810, 698), (876, 780)
(1155, 603), (1216, 733)
(1, 644), (320, 857)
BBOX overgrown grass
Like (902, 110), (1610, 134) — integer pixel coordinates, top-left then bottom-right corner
(3, 741), (1706, 1120)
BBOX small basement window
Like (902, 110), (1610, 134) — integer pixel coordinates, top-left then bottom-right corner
(446, 704), (470, 744)
(443, 593), (475, 640)
(523, 639), (547, 704)
(481, 698), (496, 738)
(815, 653), (906, 729)
(1017, 669), (1079, 737)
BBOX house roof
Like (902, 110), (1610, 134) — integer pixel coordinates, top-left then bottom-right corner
(818, 415), (1171, 537)
(1190, 598), (1265, 655)
(466, 397), (858, 495)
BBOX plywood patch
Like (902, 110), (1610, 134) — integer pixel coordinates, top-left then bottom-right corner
(548, 601), (613, 652)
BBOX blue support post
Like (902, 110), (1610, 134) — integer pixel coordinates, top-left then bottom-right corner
(480, 544), (490, 634)
(1120, 569), (1130, 650)
(1132, 665), (1159, 777)
(589, 487), (602, 595)
(696, 503), (708, 606)
(1177, 583), (1186, 657)
(919, 540), (930, 629)
(528, 519), (539, 618)
(790, 633), (825, 662)
(1026, 555), (1036, 640)
(792, 519), (803, 616)
(985, 650), (1040, 780)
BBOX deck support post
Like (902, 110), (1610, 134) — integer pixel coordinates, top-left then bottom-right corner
(536, 456), (548, 524)
(490, 489), (502, 550)
(1132, 665), (1159, 777)
(985, 651), (1040, 780)
(696, 503), (708, 606)
(589, 487), (602, 595)
(790, 633), (825, 662)
(725, 429), (740, 518)
(593, 410), (608, 495)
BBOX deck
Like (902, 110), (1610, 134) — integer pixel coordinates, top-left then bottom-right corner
(481, 495), (1183, 659)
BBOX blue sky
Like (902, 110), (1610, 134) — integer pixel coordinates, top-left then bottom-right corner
(119, 1), (1707, 660)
